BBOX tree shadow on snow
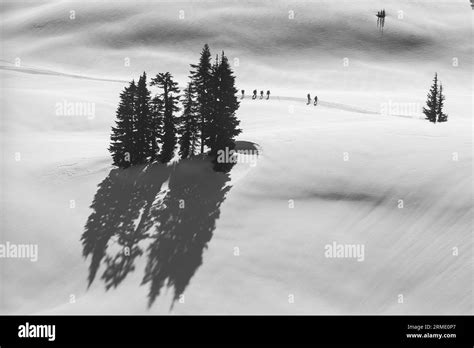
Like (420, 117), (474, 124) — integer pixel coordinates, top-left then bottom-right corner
(81, 163), (170, 289)
(81, 157), (233, 308)
(142, 157), (233, 307)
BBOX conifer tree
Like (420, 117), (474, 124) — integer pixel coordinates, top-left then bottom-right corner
(423, 73), (438, 123)
(146, 94), (163, 161)
(134, 72), (152, 162)
(437, 84), (448, 123)
(190, 44), (213, 153)
(178, 82), (199, 159)
(206, 54), (221, 152)
(109, 81), (136, 168)
(151, 72), (180, 163)
(209, 52), (241, 163)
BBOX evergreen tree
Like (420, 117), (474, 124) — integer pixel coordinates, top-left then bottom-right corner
(178, 82), (199, 159)
(190, 44), (213, 153)
(109, 81), (136, 168)
(437, 84), (448, 123)
(206, 54), (221, 152)
(209, 52), (241, 167)
(151, 72), (180, 163)
(148, 94), (164, 161)
(423, 73), (438, 123)
(134, 72), (152, 162)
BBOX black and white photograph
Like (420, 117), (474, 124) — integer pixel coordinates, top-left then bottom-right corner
(0, 0), (472, 345)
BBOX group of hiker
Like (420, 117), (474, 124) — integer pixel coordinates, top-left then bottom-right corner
(307, 93), (318, 106)
(241, 90), (271, 100)
(241, 89), (319, 106)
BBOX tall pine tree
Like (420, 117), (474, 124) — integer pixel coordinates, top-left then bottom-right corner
(178, 82), (199, 159)
(423, 73), (438, 123)
(109, 81), (136, 168)
(151, 72), (180, 163)
(206, 54), (221, 152)
(190, 44), (213, 154)
(148, 94), (164, 161)
(437, 84), (448, 122)
(209, 52), (241, 163)
(134, 72), (152, 162)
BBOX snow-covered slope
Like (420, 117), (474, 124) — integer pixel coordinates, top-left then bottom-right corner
(1, 0), (471, 104)
(0, 0), (472, 314)
(1, 78), (471, 314)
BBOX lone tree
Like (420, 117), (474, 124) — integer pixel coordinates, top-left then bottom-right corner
(423, 73), (448, 124)
(423, 73), (438, 123)
(178, 82), (199, 159)
(209, 52), (241, 163)
(109, 81), (137, 168)
(190, 44), (213, 154)
(151, 72), (180, 163)
(437, 84), (448, 123)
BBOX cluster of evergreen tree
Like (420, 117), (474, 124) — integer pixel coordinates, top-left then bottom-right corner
(423, 73), (448, 123)
(109, 44), (241, 170)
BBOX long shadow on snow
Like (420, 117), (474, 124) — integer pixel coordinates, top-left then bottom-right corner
(81, 157), (233, 307)
(142, 158), (232, 307)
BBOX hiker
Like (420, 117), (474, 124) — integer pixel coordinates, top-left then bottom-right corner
(241, 90), (245, 99)
(307, 93), (311, 105)
(260, 90), (264, 99)
(314, 96), (318, 106)
(252, 89), (257, 99)
(266, 90), (270, 100)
